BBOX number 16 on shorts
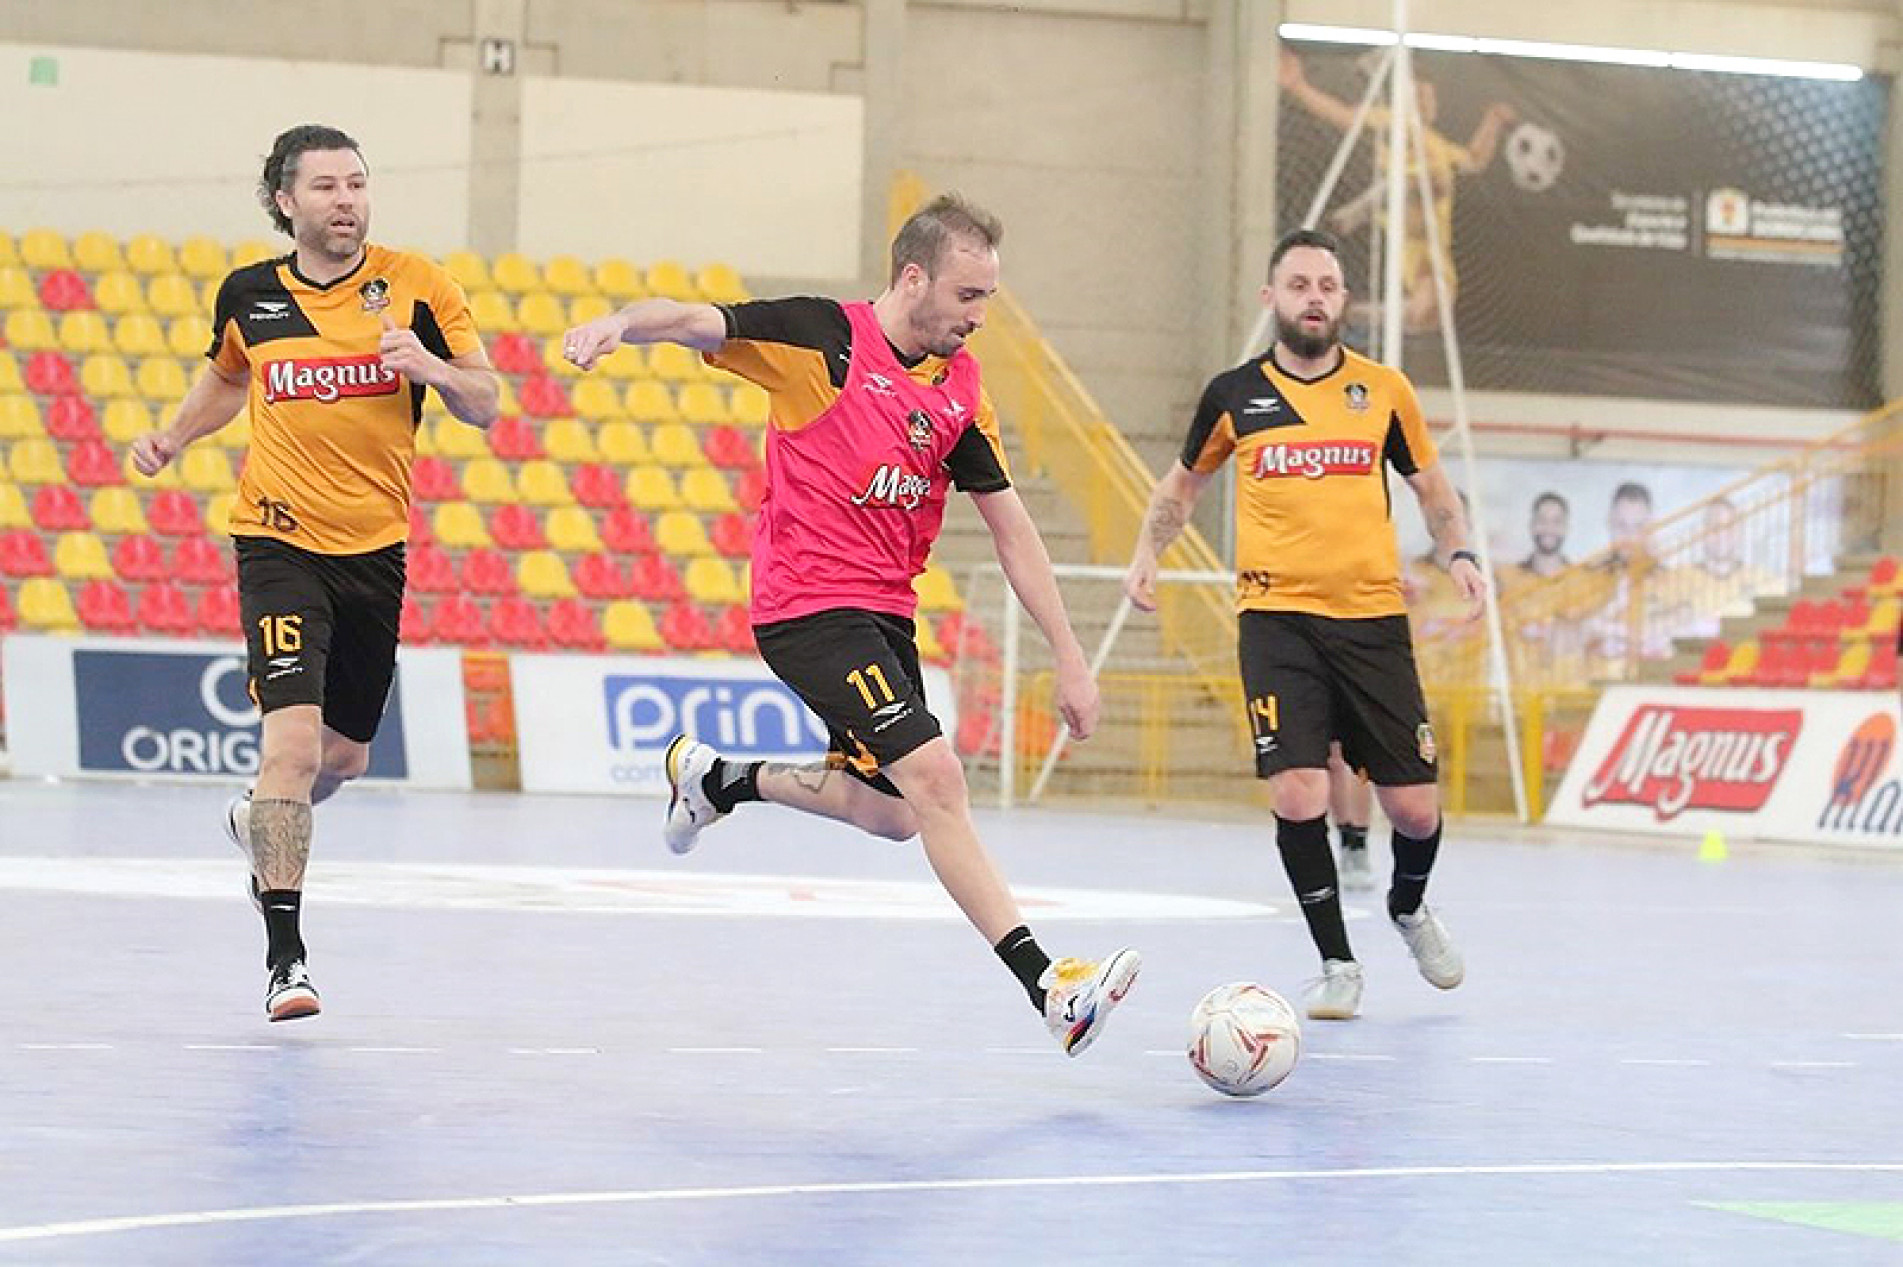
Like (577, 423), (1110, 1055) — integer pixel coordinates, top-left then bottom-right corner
(1249, 693), (1279, 759)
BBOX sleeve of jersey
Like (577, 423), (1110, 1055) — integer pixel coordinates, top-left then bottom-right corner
(1178, 378), (1237, 473)
(204, 272), (249, 374)
(428, 268), (482, 359)
(945, 390), (1012, 493)
(1383, 373), (1438, 476)
(702, 297), (844, 396)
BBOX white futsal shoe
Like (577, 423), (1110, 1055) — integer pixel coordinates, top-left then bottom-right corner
(224, 790), (261, 913)
(1042, 949), (1142, 1057)
(1337, 845), (1376, 893)
(1303, 959), (1364, 1021)
(662, 735), (726, 855)
(1393, 905), (1465, 989)
(265, 958), (321, 1022)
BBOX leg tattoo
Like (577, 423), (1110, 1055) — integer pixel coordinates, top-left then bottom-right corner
(249, 798), (313, 891)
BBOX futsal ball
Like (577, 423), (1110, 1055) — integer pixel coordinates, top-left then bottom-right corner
(1505, 122), (1565, 194)
(1187, 983), (1301, 1098)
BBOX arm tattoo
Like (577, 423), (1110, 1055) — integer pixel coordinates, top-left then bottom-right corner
(1429, 505), (1464, 551)
(1146, 498), (1188, 555)
(760, 761), (835, 795)
(247, 798), (313, 891)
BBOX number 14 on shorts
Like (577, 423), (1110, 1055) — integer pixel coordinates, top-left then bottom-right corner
(1249, 693), (1279, 757)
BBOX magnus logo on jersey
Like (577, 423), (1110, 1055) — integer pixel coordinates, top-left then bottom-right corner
(603, 673), (826, 758)
(1581, 705), (1802, 821)
(1817, 712), (1902, 836)
(1252, 442), (1377, 481)
(264, 355), (401, 405)
(851, 464), (933, 511)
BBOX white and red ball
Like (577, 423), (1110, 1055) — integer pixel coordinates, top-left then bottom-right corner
(1187, 982), (1301, 1097)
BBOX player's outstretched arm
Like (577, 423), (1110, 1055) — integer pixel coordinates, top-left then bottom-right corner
(1405, 461), (1488, 622)
(562, 299), (727, 370)
(128, 363), (248, 477)
(970, 487), (1100, 741)
(1123, 462), (1213, 613)
(379, 315), (501, 429)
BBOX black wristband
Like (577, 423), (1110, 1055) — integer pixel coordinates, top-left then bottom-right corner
(1449, 549), (1479, 570)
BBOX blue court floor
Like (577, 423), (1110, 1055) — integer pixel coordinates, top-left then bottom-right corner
(0, 778), (1899, 1265)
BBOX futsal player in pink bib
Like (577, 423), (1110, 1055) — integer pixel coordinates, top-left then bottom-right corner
(563, 195), (1139, 1056)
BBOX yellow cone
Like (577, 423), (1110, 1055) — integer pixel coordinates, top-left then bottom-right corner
(1698, 828), (1729, 863)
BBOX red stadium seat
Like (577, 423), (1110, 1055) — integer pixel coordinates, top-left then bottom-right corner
(66, 438), (123, 487)
(172, 535), (230, 584)
(629, 553), (683, 602)
(602, 506), (655, 554)
(408, 505), (434, 548)
(574, 552), (630, 599)
(487, 414), (543, 461)
(733, 468), (767, 512)
(24, 350), (78, 395)
(77, 578), (135, 632)
(460, 547), (517, 596)
(31, 484), (89, 531)
(408, 543), (457, 594)
(547, 597), (605, 651)
(0, 529), (52, 577)
(196, 583), (242, 637)
(518, 376), (572, 419)
(37, 269), (93, 312)
(1864, 637), (1899, 689)
(410, 456), (459, 503)
(45, 395), (100, 442)
(713, 604), (754, 654)
(111, 533), (168, 581)
(488, 503), (546, 550)
(136, 581), (195, 634)
(488, 333), (541, 375)
(936, 612), (998, 663)
(147, 489), (204, 537)
(709, 512), (751, 559)
(400, 594), (433, 645)
(702, 425), (757, 470)
(659, 600), (712, 651)
(429, 594), (490, 646)
(489, 596), (547, 648)
(0, 583), (14, 632)
(570, 462), (625, 509)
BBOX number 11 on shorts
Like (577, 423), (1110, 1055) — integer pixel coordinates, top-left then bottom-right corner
(847, 664), (895, 710)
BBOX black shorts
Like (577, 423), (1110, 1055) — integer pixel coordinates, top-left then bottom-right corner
(234, 535), (405, 744)
(1237, 609), (1437, 786)
(753, 608), (943, 798)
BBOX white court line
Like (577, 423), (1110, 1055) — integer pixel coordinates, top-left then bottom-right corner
(183, 1044), (277, 1052)
(667, 1047), (762, 1055)
(3, 1161), (1900, 1245)
(1470, 1057), (1553, 1065)
(983, 1048), (1050, 1056)
(16, 1043), (113, 1052)
(508, 1047), (600, 1056)
(1769, 1061), (1857, 1069)
(1620, 1059), (1711, 1068)
(1307, 1053), (1399, 1063)
(825, 1047), (918, 1055)
(346, 1047), (439, 1055)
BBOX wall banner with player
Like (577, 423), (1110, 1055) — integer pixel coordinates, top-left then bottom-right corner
(1277, 43), (1887, 407)
(1, 636), (471, 788)
(511, 654), (958, 797)
(1546, 683), (1903, 848)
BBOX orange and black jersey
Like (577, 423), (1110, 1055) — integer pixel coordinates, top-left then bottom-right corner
(209, 243), (480, 555)
(705, 296), (1010, 492)
(1181, 346), (1437, 620)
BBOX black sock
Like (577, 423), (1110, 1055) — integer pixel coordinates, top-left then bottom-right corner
(994, 925), (1052, 1013)
(1389, 818), (1443, 920)
(1337, 822), (1368, 853)
(259, 890), (305, 970)
(1276, 814), (1354, 964)
(702, 759), (764, 814)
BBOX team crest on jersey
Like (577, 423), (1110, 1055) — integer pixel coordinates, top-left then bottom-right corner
(907, 409), (934, 451)
(1417, 723), (1438, 765)
(359, 277), (391, 313)
(1344, 382), (1370, 412)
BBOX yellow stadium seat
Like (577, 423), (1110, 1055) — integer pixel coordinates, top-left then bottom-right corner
(113, 313), (167, 358)
(593, 258), (647, 301)
(124, 234), (176, 276)
(0, 353), (19, 393)
(571, 378), (623, 423)
(102, 399), (153, 445)
(413, 418), (440, 457)
(678, 382), (731, 426)
(517, 550), (576, 599)
(204, 492), (237, 535)
(604, 599), (663, 651)
(598, 422), (649, 466)
(434, 415), (490, 460)
(19, 577), (79, 632)
(80, 354), (135, 399)
(1816, 640), (1870, 688)
(730, 382), (770, 428)
(230, 240), (276, 269)
(518, 291), (568, 337)
(681, 467), (737, 513)
(9, 437), (63, 483)
(147, 274), (199, 318)
(4, 310), (57, 351)
(443, 250), (491, 293)
(136, 357), (189, 402)
(684, 555), (742, 605)
(177, 237), (228, 280)
(599, 344), (645, 380)
(539, 335), (581, 379)
(0, 267), (36, 310)
(916, 616), (947, 662)
(546, 505), (603, 553)
(1707, 640), (1758, 685)
(0, 231), (15, 266)
(168, 316), (207, 358)
(72, 230), (123, 273)
(543, 255), (595, 297)
(651, 423), (705, 468)
(93, 272), (147, 315)
(655, 509), (712, 557)
(645, 260), (698, 301)
(432, 501), (491, 548)
(55, 531), (114, 580)
(626, 465), (680, 510)
(1856, 598), (1902, 640)
(58, 311), (113, 355)
(124, 451), (179, 487)
(462, 457), (517, 504)
(491, 253), (541, 295)
(517, 460), (573, 506)
(20, 229), (72, 271)
(469, 290), (518, 333)
(915, 566), (963, 612)
(625, 380), (678, 425)
(199, 277), (222, 314)
(218, 413), (252, 451)
(648, 342), (704, 383)
(544, 418), (601, 463)
(0, 482), (28, 528)
(90, 486), (147, 536)
(696, 262), (749, 305)
(568, 294), (614, 327)
(182, 446), (236, 492)
(0, 395), (43, 439)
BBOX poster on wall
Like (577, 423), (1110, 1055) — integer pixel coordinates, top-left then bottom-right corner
(1277, 43), (1887, 406)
